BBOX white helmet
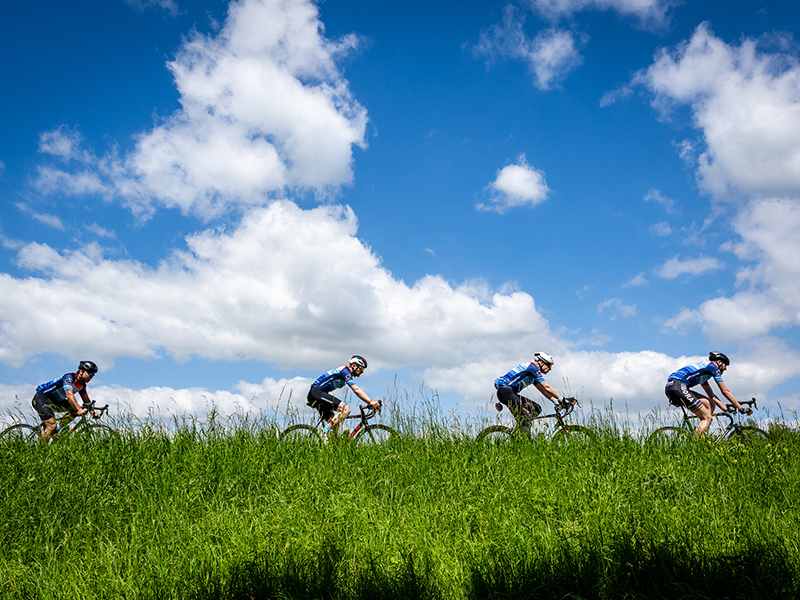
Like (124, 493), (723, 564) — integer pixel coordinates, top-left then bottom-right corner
(534, 352), (554, 367)
(349, 355), (368, 369)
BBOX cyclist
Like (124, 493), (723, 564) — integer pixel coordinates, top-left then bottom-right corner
(307, 355), (380, 429)
(494, 352), (564, 427)
(32, 361), (99, 441)
(664, 351), (749, 436)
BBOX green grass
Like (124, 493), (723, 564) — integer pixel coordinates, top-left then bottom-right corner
(1, 426), (799, 599)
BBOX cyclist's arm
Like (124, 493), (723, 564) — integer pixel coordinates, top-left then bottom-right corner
(716, 381), (743, 410)
(65, 390), (86, 415)
(533, 381), (560, 402)
(350, 384), (379, 410)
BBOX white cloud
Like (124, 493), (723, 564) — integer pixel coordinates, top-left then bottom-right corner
(478, 155), (550, 213)
(649, 221), (672, 236)
(475, 8), (582, 91)
(529, 29), (583, 90)
(656, 255), (722, 279)
(125, 0), (179, 15)
(624, 273), (648, 287)
(638, 23), (800, 199)
(0, 200), (560, 370)
(644, 188), (675, 213)
(597, 297), (638, 319)
(85, 223), (117, 239)
(667, 199), (800, 340)
(528, 0), (673, 25)
(39, 127), (90, 162)
(15, 203), (65, 231)
(34, 0), (367, 219)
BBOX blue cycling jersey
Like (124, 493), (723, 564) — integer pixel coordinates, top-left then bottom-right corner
(668, 362), (724, 388)
(311, 365), (357, 393)
(36, 373), (84, 406)
(495, 362), (545, 394)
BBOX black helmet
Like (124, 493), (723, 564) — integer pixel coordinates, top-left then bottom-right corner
(78, 360), (99, 375)
(708, 352), (730, 366)
(349, 355), (368, 369)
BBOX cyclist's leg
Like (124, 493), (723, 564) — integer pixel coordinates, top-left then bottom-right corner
(497, 386), (535, 427)
(31, 393), (56, 440)
(307, 387), (345, 429)
(685, 389), (713, 435)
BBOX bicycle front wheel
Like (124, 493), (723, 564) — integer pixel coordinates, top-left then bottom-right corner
(354, 424), (397, 445)
(0, 423), (39, 443)
(83, 423), (117, 440)
(647, 426), (690, 445)
(476, 425), (516, 444)
(552, 425), (595, 444)
(280, 424), (323, 443)
(728, 426), (769, 443)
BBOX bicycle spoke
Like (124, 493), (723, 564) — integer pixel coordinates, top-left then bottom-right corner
(354, 424), (396, 445)
(647, 426), (690, 445)
(279, 424), (323, 444)
(0, 423), (39, 443)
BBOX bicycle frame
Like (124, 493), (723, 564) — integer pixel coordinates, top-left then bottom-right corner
(671, 398), (758, 439)
(497, 397), (579, 432)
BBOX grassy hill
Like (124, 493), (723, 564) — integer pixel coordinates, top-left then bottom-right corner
(1, 427), (798, 599)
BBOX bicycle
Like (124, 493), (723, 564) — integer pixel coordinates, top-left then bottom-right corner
(0, 401), (115, 443)
(279, 400), (397, 445)
(647, 398), (768, 443)
(476, 396), (594, 443)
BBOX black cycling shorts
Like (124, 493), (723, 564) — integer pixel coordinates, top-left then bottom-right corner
(496, 386), (541, 418)
(664, 380), (703, 411)
(306, 386), (341, 421)
(31, 392), (71, 422)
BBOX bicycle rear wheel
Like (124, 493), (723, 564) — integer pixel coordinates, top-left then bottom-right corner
(280, 424), (323, 443)
(476, 425), (516, 444)
(647, 426), (690, 445)
(354, 424), (397, 445)
(552, 425), (595, 443)
(728, 426), (769, 443)
(0, 423), (39, 443)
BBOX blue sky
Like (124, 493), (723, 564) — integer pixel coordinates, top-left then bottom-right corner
(1, 0), (799, 423)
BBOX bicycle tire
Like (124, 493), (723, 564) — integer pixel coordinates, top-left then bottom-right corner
(82, 423), (118, 440)
(354, 424), (397, 445)
(0, 423), (39, 443)
(476, 425), (515, 444)
(552, 425), (595, 443)
(647, 426), (690, 444)
(728, 426), (769, 443)
(279, 424), (323, 443)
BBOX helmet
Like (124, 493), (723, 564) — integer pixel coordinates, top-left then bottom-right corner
(534, 352), (555, 367)
(708, 351), (730, 366)
(349, 355), (368, 370)
(78, 360), (99, 375)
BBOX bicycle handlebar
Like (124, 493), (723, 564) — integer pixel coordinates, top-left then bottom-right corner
(357, 399), (382, 420)
(725, 397), (757, 413)
(81, 402), (109, 418)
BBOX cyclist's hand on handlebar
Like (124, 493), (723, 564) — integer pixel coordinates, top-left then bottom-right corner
(369, 400), (381, 412)
(738, 406), (752, 415)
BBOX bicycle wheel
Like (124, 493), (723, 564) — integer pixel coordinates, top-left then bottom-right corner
(354, 424), (397, 445)
(728, 426), (769, 443)
(552, 425), (595, 443)
(647, 426), (690, 445)
(280, 424), (323, 443)
(82, 423), (118, 440)
(476, 425), (516, 444)
(0, 423), (39, 443)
